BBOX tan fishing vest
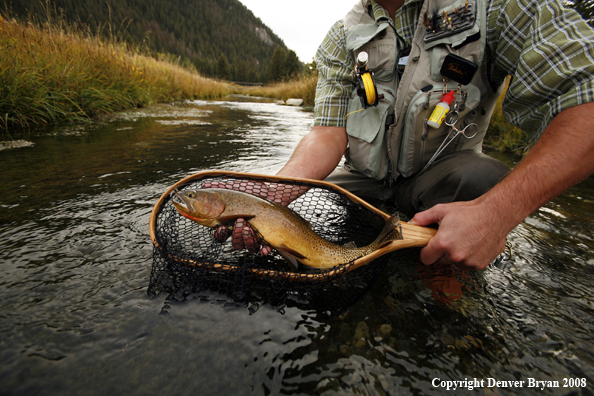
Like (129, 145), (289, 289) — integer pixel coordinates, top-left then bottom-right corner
(343, 0), (505, 181)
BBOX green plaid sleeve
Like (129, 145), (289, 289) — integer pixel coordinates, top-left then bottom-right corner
(313, 20), (355, 127)
(487, 0), (594, 139)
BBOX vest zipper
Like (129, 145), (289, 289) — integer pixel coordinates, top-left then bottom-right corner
(420, 119), (429, 166)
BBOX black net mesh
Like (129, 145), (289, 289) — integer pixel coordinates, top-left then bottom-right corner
(148, 173), (392, 311)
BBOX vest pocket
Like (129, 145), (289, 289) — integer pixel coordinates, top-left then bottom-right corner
(345, 86), (395, 180)
(397, 82), (481, 177)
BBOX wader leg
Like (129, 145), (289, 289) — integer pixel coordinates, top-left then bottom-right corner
(326, 151), (509, 218)
(393, 150), (510, 218)
(325, 165), (395, 206)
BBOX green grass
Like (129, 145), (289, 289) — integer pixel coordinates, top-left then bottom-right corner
(484, 79), (531, 156)
(241, 73), (318, 106)
(0, 14), (231, 130)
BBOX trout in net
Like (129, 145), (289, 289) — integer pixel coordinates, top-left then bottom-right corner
(171, 187), (403, 270)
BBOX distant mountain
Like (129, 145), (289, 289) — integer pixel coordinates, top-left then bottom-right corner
(6, 0), (291, 82)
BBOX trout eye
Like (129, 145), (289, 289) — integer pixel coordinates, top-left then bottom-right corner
(187, 192), (195, 198)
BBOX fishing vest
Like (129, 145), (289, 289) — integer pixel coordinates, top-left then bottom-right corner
(343, 0), (505, 180)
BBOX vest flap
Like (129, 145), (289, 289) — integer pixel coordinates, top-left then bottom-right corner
(423, 23), (480, 50)
(346, 22), (390, 53)
(346, 99), (391, 143)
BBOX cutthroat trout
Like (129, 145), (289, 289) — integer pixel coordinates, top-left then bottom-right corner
(171, 188), (402, 270)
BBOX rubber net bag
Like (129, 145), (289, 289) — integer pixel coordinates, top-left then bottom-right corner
(148, 173), (391, 311)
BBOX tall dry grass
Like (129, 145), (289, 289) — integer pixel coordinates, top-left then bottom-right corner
(484, 78), (530, 155)
(0, 14), (230, 130)
(243, 74), (318, 106)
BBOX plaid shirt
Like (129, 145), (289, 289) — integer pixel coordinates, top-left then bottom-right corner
(314, 0), (594, 138)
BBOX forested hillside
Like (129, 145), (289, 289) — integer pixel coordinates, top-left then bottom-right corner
(5, 0), (297, 82)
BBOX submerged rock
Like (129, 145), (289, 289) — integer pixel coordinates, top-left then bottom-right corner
(353, 321), (370, 348)
(377, 324), (392, 338)
(0, 140), (34, 150)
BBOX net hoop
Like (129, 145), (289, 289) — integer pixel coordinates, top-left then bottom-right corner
(149, 171), (395, 284)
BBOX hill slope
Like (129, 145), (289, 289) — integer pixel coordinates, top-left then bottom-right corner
(5, 0), (288, 82)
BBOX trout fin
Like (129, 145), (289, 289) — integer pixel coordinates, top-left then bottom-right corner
(374, 214), (403, 246)
(377, 240), (393, 250)
(343, 241), (357, 248)
(277, 245), (308, 271)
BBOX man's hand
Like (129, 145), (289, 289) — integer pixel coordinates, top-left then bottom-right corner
(213, 217), (273, 255)
(409, 200), (508, 270)
(411, 102), (594, 270)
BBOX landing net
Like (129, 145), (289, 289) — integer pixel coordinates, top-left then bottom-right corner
(148, 172), (391, 309)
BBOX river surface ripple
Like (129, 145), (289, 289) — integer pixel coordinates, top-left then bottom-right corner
(1, 96), (593, 395)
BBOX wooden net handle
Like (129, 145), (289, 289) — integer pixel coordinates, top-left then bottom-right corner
(149, 170), (436, 280)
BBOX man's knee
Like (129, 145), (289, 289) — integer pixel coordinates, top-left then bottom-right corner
(395, 150), (510, 216)
(446, 152), (510, 200)
(325, 166), (395, 202)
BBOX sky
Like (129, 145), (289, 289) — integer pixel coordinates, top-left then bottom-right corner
(237, 0), (356, 63)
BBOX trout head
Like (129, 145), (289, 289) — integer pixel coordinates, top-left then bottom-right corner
(171, 189), (226, 227)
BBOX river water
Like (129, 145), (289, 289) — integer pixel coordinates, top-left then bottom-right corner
(1, 96), (593, 395)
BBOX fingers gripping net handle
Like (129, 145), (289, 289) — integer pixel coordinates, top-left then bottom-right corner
(148, 172), (393, 297)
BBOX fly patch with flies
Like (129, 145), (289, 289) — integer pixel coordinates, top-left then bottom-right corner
(423, 0), (476, 43)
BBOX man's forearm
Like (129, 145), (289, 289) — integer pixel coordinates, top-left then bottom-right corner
(411, 101), (594, 269)
(480, 101), (594, 233)
(277, 126), (347, 180)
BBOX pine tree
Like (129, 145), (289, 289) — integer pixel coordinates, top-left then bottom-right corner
(282, 50), (301, 80)
(268, 46), (286, 82)
(6, 0), (301, 83)
(217, 55), (231, 80)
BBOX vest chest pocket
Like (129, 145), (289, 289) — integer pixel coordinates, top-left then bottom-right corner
(346, 22), (397, 83)
(345, 85), (396, 180)
(397, 82), (481, 178)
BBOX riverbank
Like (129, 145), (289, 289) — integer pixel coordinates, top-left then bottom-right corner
(0, 15), (231, 130)
(240, 74), (317, 107)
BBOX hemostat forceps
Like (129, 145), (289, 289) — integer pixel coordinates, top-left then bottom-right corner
(422, 110), (478, 171)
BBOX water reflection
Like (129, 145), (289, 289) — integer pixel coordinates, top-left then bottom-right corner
(0, 96), (593, 395)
